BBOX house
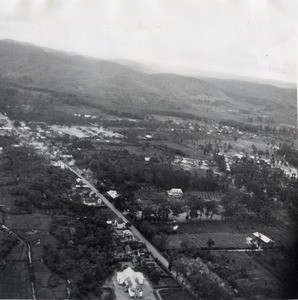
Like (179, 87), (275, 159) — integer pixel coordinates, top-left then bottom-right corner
(116, 267), (144, 298)
(83, 168), (93, 178)
(51, 161), (65, 169)
(68, 227), (76, 236)
(83, 198), (97, 206)
(253, 232), (274, 244)
(107, 190), (120, 199)
(123, 229), (134, 240)
(125, 244), (132, 255)
(167, 188), (183, 198)
(114, 218), (126, 229)
(114, 248), (126, 260)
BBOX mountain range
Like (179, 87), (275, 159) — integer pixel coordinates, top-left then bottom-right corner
(0, 39), (296, 124)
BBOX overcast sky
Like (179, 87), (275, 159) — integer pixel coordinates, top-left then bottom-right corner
(0, 0), (296, 83)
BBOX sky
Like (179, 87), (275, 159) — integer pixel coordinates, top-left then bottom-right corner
(0, 0), (297, 83)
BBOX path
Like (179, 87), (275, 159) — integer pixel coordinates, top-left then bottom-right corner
(1, 224), (37, 300)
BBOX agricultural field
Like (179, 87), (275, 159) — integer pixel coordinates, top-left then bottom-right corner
(51, 124), (123, 139)
(211, 251), (283, 298)
(0, 261), (32, 299)
(183, 191), (222, 202)
(135, 189), (169, 207)
(167, 232), (250, 249)
(158, 288), (193, 300)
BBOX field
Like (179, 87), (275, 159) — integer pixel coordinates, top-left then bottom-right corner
(211, 251), (283, 297)
(158, 288), (193, 300)
(135, 189), (168, 206)
(51, 125), (123, 139)
(175, 221), (237, 234)
(167, 232), (250, 249)
(183, 191), (222, 202)
(0, 190), (68, 300)
(0, 261), (32, 299)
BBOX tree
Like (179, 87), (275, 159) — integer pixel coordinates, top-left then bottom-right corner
(205, 200), (217, 219)
(13, 120), (21, 128)
(152, 233), (168, 250)
(207, 238), (215, 248)
(139, 221), (158, 239)
(189, 209), (199, 219)
(149, 269), (161, 284)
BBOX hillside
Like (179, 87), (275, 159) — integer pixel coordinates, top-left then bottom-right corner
(0, 39), (296, 125)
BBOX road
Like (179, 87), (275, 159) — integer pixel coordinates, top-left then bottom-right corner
(2, 111), (170, 268)
(63, 163), (170, 269)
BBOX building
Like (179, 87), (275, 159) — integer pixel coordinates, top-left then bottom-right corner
(116, 267), (144, 298)
(51, 161), (65, 169)
(123, 229), (134, 240)
(83, 198), (98, 206)
(167, 188), (183, 198)
(253, 232), (274, 244)
(114, 218), (126, 229)
(83, 168), (93, 178)
(107, 190), (120, 199)
(125, 244), (133, 256)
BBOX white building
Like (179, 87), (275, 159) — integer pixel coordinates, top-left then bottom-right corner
(117, 267), (144, 298)
(123, 229), (134, 240)
(114, 218), (126, 229)
(107, 190), (120, 199)
(51, 161), (65, 169)
(253, 232), (274, 244)
(167, 188), (183, 198)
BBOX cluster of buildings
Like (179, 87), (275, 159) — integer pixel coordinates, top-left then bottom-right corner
(172, 156), (211, 171)
(246, 232), (275, 249)
(73, 177), (102, 206)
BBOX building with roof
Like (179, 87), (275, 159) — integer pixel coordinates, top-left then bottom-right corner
(116, 267), (144, 298)
(123, 229), (134, 240)
(167, 188), (183, 198)
(253, 232), (274, 244)
(114, 218), (126, 229)
(107, 190), (120, 199)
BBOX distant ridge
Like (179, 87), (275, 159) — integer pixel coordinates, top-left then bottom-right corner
(0, 39), (296, 119)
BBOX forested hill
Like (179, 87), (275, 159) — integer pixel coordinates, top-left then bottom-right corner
(0, 39), (296, 123)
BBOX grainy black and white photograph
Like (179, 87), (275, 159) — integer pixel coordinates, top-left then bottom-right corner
(0, 1), (297, 299)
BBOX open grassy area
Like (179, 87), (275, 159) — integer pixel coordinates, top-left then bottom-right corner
(158, 288), (193, 300)
(211, 250), (283, 298)
(0, 261), (32, 299)
(168, 232), (250, 249)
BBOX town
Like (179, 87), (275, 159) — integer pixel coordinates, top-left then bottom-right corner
(0, 79), (297, 299)
(0, 3), (297, 298)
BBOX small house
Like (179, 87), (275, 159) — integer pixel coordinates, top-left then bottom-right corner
(83, 198), (97, 206)
(83, 168), (93, 178)
(167, 188), (183, 198)
(253, 232), (274, 245)
(107, 190), (120, 199)
(123, 229), (134, 240)
(114, 218), (126, 229)
(125, 244), (132, 255)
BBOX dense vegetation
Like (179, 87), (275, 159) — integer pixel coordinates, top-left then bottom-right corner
(0, 141), (118, 298)
(277, 143), (298, 167)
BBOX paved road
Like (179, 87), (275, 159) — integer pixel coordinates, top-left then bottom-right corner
(63, 163), (170, 269)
